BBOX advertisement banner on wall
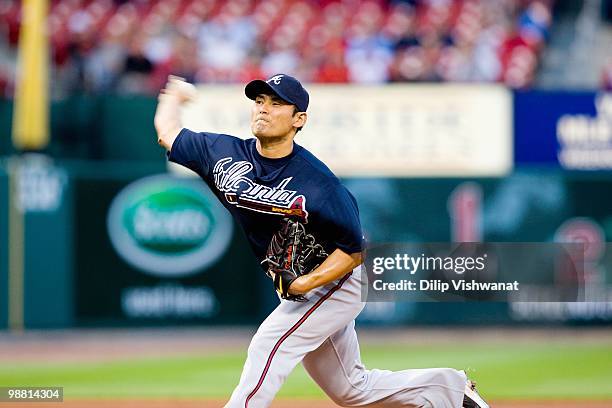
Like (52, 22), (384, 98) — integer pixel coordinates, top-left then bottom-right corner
(348, 173), (612, 325)
(0, 155), (73, 329)
(181, 84), (513, 177)
(514, 91), (612, 169)
(74, 172), (262, 326)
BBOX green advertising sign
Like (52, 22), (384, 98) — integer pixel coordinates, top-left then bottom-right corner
(107, 175), (233, 277)
(74, 170), (263, 326)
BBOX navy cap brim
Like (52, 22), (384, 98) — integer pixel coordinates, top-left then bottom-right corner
(245, 80), (296, 109)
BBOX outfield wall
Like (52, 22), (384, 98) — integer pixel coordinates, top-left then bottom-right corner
(1, 87), (612, 328)
(1, 158), (612, 328)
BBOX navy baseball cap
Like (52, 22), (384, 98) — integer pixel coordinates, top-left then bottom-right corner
(245, 74), (309, 112)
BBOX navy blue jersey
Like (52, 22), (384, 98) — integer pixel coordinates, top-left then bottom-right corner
(168, 128), (363, 267)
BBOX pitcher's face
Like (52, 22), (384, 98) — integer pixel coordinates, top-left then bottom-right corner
(251, 94), (306, 139)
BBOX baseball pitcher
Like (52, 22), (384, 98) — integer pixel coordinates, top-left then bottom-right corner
(154, 73), (489, 408)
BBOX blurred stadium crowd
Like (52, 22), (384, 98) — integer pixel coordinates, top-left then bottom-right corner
(0, 0), (556, 97)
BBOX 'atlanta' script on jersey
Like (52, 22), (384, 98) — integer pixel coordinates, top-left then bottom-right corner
(212, 157), (309, 221)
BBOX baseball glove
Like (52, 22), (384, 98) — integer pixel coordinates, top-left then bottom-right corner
(261, 217), (328, 301)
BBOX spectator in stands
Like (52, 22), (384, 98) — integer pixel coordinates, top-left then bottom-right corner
(470, 2), (504, 82)
(316, 43), (349, 83)
(345, 2), (394, 83)
(116, 31), (154, 94)
(152, 33), (199, 89)
(389, 45), (427, 81)
(59, 22), (98, 94)
(85, 17), (130, 93)
(518, 0), (551, 48)
(197, 0), (257, 82)
(437, 37), (473, 82)
(383, 2), (417, 50)
(260, 30), (301, 78)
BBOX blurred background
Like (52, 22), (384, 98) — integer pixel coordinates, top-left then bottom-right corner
(1, 0), (612, 406)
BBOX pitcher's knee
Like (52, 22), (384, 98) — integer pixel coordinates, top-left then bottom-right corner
(321, 383), (366, 407)
(433, 368), (465, 384)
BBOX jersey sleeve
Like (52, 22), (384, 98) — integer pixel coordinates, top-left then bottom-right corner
(319, 182), (364, 255)
(167, 128), (222, 178)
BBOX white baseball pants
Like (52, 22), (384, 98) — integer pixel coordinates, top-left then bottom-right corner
(225, 268), (467, 408)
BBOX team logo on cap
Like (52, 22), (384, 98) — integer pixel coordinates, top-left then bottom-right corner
(267, 75), (284, 85)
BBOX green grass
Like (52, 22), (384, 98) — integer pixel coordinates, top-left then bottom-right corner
(1, 343), (611, 400)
